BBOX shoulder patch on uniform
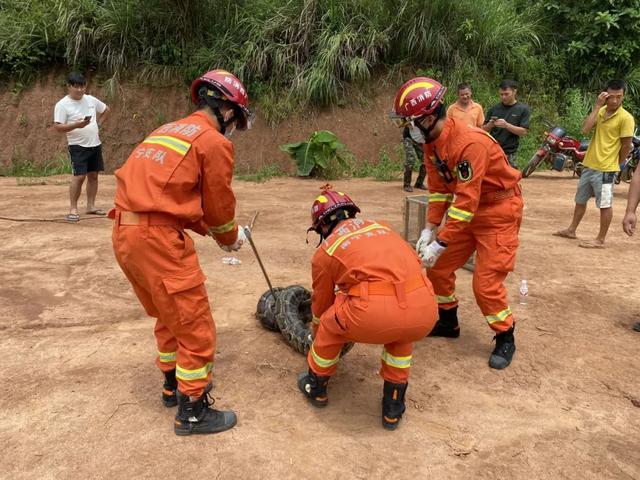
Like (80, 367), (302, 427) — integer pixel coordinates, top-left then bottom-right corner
(457, 160), (473, 182)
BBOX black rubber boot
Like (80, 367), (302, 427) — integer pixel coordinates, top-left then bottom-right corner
(489, 325), (516, 369)
(414, 164), (427, 190)
(174, 389), (237, 436)
(297, 370), (330, 408)
(382, 381), (408, 430)
(403, 166), (414, 192)
(428, 307), (460, 338)
(162, 369), (177, 407)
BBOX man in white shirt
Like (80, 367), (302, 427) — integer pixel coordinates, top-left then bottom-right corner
(54, 72), (110, 222)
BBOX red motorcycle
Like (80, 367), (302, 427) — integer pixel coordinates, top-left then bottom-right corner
(522, 124), (589, 178)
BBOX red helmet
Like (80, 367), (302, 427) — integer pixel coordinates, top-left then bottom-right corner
(391, 77), (447, 123)
(190, 69), (253, 130)
(310, 188), (360, 232)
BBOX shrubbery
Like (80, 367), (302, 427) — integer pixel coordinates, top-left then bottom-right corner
(1, 0), (638, 165)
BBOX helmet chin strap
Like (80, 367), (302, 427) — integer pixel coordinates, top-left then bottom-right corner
(199, 89), (236, 135)
(305, 210), (351, 247)
(415, 103), (445, 143)
(212, 106), (228, 135)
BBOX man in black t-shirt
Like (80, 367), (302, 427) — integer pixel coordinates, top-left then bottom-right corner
(483, 80), (530, 168)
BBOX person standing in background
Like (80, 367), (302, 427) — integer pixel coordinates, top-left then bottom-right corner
(447, 83), (484, 128)
(555, 79), (634, 249)
(483, 80), (530, 169)
(53, 72), (109, 222)
(402, 126), (427, 192)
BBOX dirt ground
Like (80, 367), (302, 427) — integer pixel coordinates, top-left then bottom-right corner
(1, 171), (639, 480)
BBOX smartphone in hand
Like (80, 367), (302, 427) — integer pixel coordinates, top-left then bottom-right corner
(83, 115), (92, 122)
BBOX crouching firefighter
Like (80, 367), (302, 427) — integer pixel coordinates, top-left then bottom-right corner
(298, 187), (438, 430)
(110, 69), (254, 435)
(391, 77), (523, 369)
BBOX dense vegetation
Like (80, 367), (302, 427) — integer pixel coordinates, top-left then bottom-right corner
(1, 0), (640, 167)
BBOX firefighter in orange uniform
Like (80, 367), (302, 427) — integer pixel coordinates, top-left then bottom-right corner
(111, 69), (253, 435)
(391, 77), (523, 369)
(297, 188), (438, 430)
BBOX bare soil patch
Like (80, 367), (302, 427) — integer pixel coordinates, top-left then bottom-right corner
(0, 75), (400, 174)
(0, 171), (638, 479)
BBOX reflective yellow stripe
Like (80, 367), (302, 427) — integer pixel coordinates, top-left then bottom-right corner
(312, 315), (320, 325)
(381, 349), (412, 369)
(447, 206), (474, 222)
(485, 307), (512, 324)
(399, 81), (436, 106)
(429, 192), (454, 202)
(176, 362), (213, 381)
(310, 345), (340, 369)
(209, 219), (236, 234)
(143, 135), (191, 155)
(436, 294), (456, 304)
(158, 350), (177, 363)
(326, 223), (390, 256)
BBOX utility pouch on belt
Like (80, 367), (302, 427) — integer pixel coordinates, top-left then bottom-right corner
(394, 282), (408, 309)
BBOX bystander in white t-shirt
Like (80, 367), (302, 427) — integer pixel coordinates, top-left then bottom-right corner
(53, 95), (107, 147)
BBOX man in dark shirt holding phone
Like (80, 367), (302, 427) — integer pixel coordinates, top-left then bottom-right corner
(483, 80), (530, 169)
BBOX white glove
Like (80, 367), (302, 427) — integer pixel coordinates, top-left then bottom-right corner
(420, 240), (447, 268)
(221, 227), (247, 252)
(416, 227), (435, 256)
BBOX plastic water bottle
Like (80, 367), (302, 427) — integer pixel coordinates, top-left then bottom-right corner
(519, 280), (528, 305)
(222, 256), (242, 265)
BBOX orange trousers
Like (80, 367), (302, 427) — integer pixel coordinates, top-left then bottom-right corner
(308, 280), (438, 384)
(428, 195), (524, 333)
(111, 212), (215, 397)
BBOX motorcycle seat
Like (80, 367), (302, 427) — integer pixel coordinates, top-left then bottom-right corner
(578, 140), (589, 151)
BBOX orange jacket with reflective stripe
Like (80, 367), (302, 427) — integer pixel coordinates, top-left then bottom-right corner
(114, 110), (238, 246)
(424, 118), (522, 244)
(311, 218), (425, 319)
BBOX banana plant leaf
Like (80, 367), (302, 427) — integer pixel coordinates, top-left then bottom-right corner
(280, 130), (346, 176)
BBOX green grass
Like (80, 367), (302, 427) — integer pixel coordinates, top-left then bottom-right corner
(3, 0), (638, 167)
(235, 164), (288, 183)
(0, 0), (550, 122)
(352, 146), (403, 181)
(0, 151), (71, 177)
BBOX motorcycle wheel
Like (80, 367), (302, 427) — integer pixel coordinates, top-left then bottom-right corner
(276, 285), (353, 357)
(522, 153), (546, 178)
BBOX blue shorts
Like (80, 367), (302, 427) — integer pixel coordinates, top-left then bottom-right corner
(575, 167), (616, 208)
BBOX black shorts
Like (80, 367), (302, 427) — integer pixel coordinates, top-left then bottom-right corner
(69, 144), (104, 176)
